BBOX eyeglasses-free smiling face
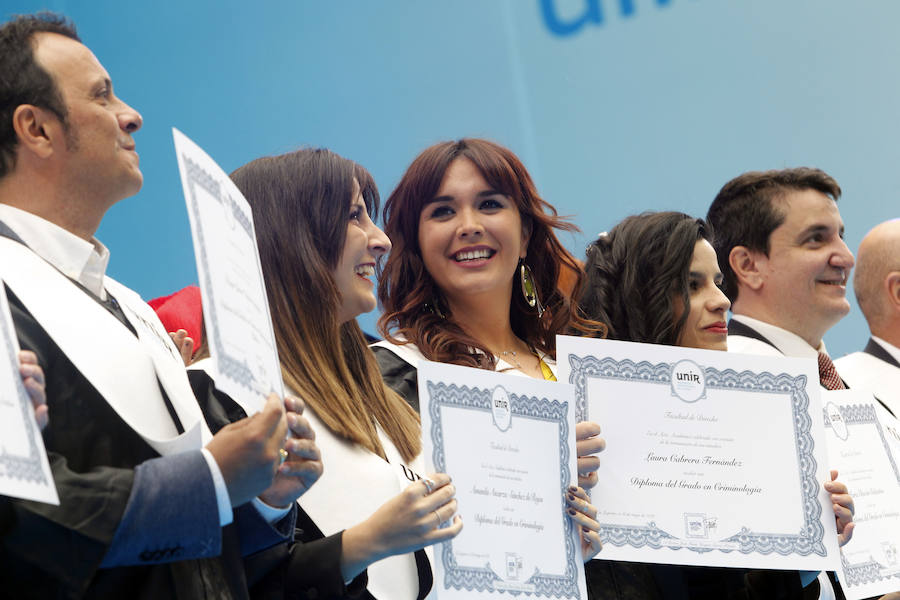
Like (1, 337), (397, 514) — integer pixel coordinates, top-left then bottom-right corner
(416, 158), (529, 311)
(33, 33), (144, 207)
(333, 179), (391, 324)
(675, 239), (731, 351)
(755, 189), (854, 345)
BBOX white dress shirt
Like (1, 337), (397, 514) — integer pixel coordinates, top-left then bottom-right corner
(0, 204), (238, 525)
(727, 314), (837, 600)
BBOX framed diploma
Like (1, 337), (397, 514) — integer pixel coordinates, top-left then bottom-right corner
(172, 129), (283, 414)
(824, 390), (900, 600)
(419, 361), (588, 599)
(0, 277), (58, 504)
(557, 335), (840, 570)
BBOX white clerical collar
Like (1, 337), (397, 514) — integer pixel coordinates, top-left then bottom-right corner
(731, 314), (828, 358)
(0, 204), (110, 299)
(872, 336), (900, 366)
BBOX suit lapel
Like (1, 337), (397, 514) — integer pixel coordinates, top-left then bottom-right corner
(864, 337), (900, 369)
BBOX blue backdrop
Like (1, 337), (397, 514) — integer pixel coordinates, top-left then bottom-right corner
(6, 0), (898, 357)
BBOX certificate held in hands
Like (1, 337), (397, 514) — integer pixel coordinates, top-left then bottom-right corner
(558, 335), (840, 571)
(824, 390), (900, 600)
(172, 129), (283, 414)
(0, 277), (57, 505)
(418, 361), (588, 599)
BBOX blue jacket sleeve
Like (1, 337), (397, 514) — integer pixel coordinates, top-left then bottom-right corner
(100, 449), (221, 566)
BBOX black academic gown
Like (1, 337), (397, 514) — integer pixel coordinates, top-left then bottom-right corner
(0, 497), (13, 537)
(0, 285), (263, 600)
(190, 370), (432, 600)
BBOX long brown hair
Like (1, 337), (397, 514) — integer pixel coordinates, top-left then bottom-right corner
(378, 138), (604, 368)
(231, 148), (420, 461)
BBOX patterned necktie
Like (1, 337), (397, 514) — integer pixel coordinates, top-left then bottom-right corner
(818, 352), (846, 390)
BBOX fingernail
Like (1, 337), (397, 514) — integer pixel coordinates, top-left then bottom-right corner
(567, 493), (575, 502)
(567, 508), (576, 516)
(567, 485), (578, 493)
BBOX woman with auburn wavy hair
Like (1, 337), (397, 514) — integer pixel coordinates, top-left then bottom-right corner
(227, 148), (462, 600)
(578, 211), (856, 600)
(376, 139), (598, 379)
(372, 138), (606, 562)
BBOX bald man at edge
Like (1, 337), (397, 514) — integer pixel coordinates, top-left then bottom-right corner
(835, 219), (900, 418)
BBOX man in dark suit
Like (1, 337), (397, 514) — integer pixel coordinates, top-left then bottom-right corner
(707, 168), (898, 600)
(0, 13), (323, 598)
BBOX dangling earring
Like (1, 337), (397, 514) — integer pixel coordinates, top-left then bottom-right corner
(519, 261), (544, 317)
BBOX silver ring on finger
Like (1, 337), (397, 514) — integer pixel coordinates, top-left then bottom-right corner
(421, 477), (436, 495)
(278, 448), (289, 466)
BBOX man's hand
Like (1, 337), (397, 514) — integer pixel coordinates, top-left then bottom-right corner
(18, 350), (47, 431)
(825, 469), (855, 546)
(576, 421), (605, 489)
(168, 329), (194, 366)
(259, 395), (323, 508)
(205, 393), (287, 507)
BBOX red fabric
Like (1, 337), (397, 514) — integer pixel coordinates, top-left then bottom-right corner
(149, 285), (203, 354)
(817, 352), (846, 390)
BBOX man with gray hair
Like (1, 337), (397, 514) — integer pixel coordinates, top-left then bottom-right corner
(835, 219), (900, 418)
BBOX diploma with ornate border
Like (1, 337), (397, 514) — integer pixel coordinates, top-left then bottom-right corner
(419, 361), (587, 599)
(557, 335), (840, 570)
(172, 129), (283, 413)
(824, 390), (900, 599)
(0, 276), (58, 504)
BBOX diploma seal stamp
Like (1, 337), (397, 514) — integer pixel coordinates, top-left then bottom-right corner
(505, 552), (523, 580)
(670, 360), (707, 403)
(884, 542), (898, 567)
(491, 386), (512, 432)
(824, 401), (849, 441)
(684, 513), (709, 539)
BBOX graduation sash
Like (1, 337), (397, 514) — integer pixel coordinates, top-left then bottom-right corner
(0, 236), (211, 455)
(835, 348), (900, 418)
(299, 405), (428, 600)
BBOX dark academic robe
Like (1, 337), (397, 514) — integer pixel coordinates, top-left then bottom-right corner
(0, 498), (13, 537)
(189, 370), (431, 600)
(0, 283), (278, 599)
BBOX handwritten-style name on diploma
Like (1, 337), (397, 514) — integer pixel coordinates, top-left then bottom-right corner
(418, 361), (588, 599)
(824, 390), (900, 600)
(172, 129), (283, 414)
(557, 335), (840, 571)
(0, 277), (58, 504)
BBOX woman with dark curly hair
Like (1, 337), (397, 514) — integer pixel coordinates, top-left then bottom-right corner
(372, 138), (606, 562)
(578, 211), (855, 600)
(580, 211), (729, 351)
